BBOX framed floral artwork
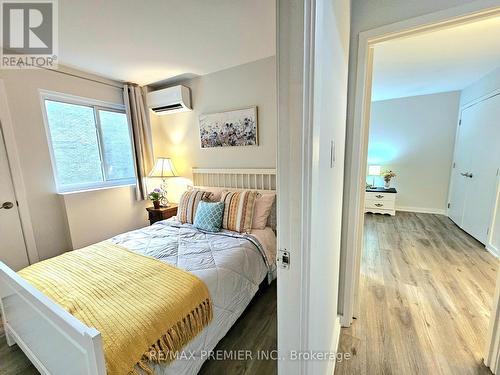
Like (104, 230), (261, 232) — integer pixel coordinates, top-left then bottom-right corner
(199, 106), (258, 148)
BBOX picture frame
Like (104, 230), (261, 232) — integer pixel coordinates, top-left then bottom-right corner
(198, 106), (258, 148)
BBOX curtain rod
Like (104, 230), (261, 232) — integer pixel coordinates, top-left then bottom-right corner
(41, 67), (124, 89)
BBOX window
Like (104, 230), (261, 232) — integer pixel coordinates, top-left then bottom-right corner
(42, 92), (136, 193)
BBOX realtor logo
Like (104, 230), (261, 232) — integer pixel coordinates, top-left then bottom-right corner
(1, 0), (58, 68)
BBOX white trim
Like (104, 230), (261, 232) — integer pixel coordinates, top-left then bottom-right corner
(486, 152), (500, 256)
(486, 244), (499, 259)
(342, 0), (500, 330)
(300, 1), (315, 370)
(39, 89), (125, 111)
(54, 179), (137, 195)
(0, 80), (39, 264)
(57, 181), (136, 195)
(461, 88), (500, 110)
(486, 264), (500, 373)
(445, 113), (463, 225)
(396, 206), (447, 215)
(330, 316), (342, 375)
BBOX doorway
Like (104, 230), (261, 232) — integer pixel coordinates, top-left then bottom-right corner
(340, 4), (500, 375)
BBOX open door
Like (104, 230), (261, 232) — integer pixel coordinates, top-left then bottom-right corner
(277, 0), (350, 374)
(276, 1), (310, 373)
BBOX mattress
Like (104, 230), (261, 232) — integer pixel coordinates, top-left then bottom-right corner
(109, 218), (276, 375)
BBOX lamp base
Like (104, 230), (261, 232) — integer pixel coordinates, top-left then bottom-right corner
(159, 179), (169, 207)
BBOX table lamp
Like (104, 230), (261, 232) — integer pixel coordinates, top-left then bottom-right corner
(149, 157), (178, 207)
(368, 165), (381, 188)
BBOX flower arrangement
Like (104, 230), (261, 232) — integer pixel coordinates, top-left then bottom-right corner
(382, 170), (396, 182)
(382, 170), (396, 189)
(148, 188), (164, 209)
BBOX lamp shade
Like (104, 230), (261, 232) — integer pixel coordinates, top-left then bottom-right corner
(368, 165), (381, 176)
(149, 157), (178, 178)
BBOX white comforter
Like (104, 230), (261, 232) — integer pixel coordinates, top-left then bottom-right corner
(109, 218), (276, 375)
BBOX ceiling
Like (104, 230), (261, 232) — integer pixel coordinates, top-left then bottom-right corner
(58, 0), (275, 85)
(372, 16), (500, 101)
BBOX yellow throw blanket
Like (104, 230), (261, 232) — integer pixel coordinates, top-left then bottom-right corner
(18, 241), (212, 375)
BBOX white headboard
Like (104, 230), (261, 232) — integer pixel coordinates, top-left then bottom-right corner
(192, 168), (276, 192)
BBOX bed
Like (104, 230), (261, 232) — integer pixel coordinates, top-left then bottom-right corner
(0, 168), (276, 375)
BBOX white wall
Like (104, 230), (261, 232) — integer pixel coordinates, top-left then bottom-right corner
(308, 0), (350, 373)
(0, 68), (149, 259)
(460, 67), (500, 253)
(150, 56), (277, 203)
(367, 92), (460, 214)
(63, 186), (148, 249)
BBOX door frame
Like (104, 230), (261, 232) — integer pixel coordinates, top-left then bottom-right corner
(0, 80), (39, 264)
(341, 0), (500, 370)
(276, 0), (316, 373)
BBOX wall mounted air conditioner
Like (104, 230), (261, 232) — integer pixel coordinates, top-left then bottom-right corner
(147, 85), (192, 115)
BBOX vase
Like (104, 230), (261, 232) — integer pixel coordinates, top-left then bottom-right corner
(384, 180), (391, 189)
(153, 200), (160, 209)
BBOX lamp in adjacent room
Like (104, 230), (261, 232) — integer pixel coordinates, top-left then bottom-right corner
(149, 157), (178, 207)
(368, 165), (381, 188)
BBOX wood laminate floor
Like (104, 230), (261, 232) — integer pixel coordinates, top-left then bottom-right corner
(335, 212), (498, 375)
(0, 283), (277, 375)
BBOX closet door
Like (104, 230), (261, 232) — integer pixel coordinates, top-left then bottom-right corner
(460, 94), (500, 244)
(448, 111), (474, 227)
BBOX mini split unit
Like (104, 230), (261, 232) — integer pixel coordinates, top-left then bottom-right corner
(147, 85), (192, 115)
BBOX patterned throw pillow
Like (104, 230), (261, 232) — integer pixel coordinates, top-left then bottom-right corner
(177, 190), (211, 224)
(220, 190), (258, 233)
(193, 201), (225, 232)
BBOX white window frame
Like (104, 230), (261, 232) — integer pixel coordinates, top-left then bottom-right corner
(39, 89), (136, 194)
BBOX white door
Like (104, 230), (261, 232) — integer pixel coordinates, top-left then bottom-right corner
(448, 114), (472, 226)
(0, 125), (29, 270)
(448, 94), (500, 244)
(461, 95), (500, 243)
(277, 0), (350, 374)
(276, 0), (307, 373)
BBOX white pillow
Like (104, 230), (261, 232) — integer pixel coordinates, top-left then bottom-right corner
(252, 193), (276, 230)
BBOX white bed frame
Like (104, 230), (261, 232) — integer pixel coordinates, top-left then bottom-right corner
(192, 168), (276, 192)
(0, 168), (275, 375)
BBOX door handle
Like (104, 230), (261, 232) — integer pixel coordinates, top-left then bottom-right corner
(375, 195), (384, 198)
(0, 201), (14, 210)
(467, 173), (473, 178)
(460, 172), (473, 178)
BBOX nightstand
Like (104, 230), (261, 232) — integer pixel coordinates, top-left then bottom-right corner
(146, 204), (178, 225)
(365, 187), (397, 216)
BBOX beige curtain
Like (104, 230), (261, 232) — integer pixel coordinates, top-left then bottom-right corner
(124, 84), (154, 200)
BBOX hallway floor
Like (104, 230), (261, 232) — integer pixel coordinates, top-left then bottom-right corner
(335, 212), (498, 375)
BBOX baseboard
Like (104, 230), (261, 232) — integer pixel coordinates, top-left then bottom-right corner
(486, 244), (499, 258)
(396, 206), (447, 215)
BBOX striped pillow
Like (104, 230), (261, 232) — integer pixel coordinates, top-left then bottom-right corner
(220, 190), (258, 233)
(178, 190), (211, 224)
